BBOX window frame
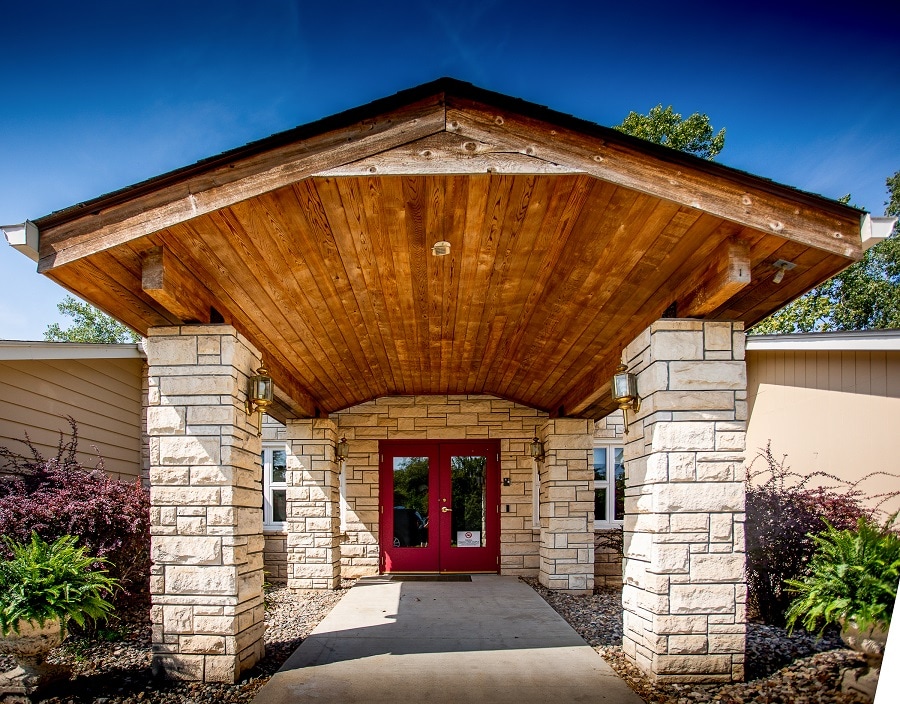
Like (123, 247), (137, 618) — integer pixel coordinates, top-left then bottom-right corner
(593, 442), (625, 529)
(262, 443), (288, 531)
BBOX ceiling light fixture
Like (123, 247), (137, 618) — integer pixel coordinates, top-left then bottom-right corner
(771, 259), (796, 284)
(431, 241), (451, 256)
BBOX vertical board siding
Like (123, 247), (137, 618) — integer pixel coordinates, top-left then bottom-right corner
(0, 358), (143, 480)
(746, 349), (900, 514)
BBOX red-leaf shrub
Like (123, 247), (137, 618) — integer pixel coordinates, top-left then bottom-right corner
(0, 422), (150, 613)
(745, 444), (870, 626)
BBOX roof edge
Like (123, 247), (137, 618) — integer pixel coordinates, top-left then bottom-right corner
(32, 77), (864, 233)
(0, 340), (146, 360)
(746, 329), (900, 352)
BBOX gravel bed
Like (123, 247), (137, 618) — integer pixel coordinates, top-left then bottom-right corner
(0, 582), (351, 703)
(523, 578), (871, 703)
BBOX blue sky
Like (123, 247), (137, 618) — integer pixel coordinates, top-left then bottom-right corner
(1, 0), (898, 340)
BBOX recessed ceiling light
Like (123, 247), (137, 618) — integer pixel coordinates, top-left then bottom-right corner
(431, 241), (451, 256)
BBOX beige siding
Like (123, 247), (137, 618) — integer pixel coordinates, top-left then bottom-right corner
(746, 349), (900, 514)
(0, 357), (144, 480)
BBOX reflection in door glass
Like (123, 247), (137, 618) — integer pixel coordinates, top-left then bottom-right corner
(450, 455), (487, 547)
(393, 457), (429, 548)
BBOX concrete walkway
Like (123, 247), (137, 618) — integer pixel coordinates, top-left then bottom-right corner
(253, 575), (644, 704)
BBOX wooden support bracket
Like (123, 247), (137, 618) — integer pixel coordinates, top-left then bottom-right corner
(141, 245), (215, 324)
(676, 238), (751, 318)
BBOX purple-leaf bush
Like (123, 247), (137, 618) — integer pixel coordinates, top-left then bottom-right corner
(0, 420), (150, 613)
(745, 443), (876, 626)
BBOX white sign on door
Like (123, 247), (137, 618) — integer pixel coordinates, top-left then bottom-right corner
(457, 531), (480, 547)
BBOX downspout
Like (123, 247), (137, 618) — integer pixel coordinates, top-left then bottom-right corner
(1, 220), (39, 262)
(860, 214), (897, 251)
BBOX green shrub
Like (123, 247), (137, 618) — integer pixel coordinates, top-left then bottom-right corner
(0, 533), (118, 636)
(785, 515), (900, 636)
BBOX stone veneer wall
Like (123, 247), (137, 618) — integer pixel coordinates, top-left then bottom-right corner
(146, 325), (266, 683)
(332, 395), (549, 578)
(621, 320), (747, 683)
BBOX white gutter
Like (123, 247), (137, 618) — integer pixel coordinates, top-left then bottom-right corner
(860, 214), (897, 252)
(1, 220), (39, 262)
(747, 329), (900, 352)
(0, 340), (145, 361)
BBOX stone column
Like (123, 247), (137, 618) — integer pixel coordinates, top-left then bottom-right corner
(538, 418), (594, 594)
(285, 418), (341, 590)
(146, 325), (265, 683)
(621, 320), (746, 683)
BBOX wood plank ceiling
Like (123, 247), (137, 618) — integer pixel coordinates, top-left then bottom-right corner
(31, 79), (865, 421)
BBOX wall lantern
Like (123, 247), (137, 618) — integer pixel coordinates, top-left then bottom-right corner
(245, 364), (274, 436)
(612, 363), (641, 433)
(529, 437), (545, 462)
(335, 436), (350, 462)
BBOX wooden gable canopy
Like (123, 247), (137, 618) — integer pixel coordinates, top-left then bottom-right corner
(30, 79), (865, 421)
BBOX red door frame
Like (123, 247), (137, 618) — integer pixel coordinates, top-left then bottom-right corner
(379, 439), (500, 574)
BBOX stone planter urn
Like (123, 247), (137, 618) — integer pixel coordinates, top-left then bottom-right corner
(0, 619), (66, 701)
(840, 620), (889, 701)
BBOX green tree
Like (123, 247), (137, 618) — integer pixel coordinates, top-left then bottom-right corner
(615, 104), (726, 160)
(753, 172), (900, 334)
(44, 295), (140, 343)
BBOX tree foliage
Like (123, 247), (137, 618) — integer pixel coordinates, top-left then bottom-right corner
(753, 171), (900, 334)
(44, 295), (140, 344)
(615, 104), (725, 160)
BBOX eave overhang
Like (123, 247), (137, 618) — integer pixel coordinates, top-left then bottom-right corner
(9, 78), (869, 421)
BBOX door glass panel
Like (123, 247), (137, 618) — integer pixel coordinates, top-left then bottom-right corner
(594, 448), (607, 521)
(272, 450), (287, 483)
(614, 447), (625, 521)
(450, 455), (487, 548)
(392, 457), (429, 548)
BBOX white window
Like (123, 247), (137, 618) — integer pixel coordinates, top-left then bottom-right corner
(594, 444), (625, 528)
(262, 444), (288, 530)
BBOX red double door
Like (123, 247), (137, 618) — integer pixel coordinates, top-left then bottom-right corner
(379, 440), (500, 574)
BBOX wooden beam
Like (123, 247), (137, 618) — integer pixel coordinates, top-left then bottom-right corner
(445, 97), (863, 260)
(317, 132), (583, 176)
(675, 238), (751, 317)
(37, 98), (448, 272)
(264, 355), (325, 419)
(141, 245), (215, 323)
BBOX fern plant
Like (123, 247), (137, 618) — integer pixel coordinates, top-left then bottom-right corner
(785, 515), (900, 636)
(0, 533), (118, 636)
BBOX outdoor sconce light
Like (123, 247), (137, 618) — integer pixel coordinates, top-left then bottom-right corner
(529, 437), (545, 462)
(335, 436), (349, 462)
(245, 364), (274, 436)
(771, 259), (796, 284)
(612, 364), (641, 433)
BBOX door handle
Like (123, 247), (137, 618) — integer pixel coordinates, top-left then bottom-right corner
(441, 506), (452, 513)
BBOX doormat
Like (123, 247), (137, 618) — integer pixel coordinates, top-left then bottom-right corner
(387, 575), (472, 582)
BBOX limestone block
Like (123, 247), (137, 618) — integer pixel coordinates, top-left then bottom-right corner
(153, 486), (221, 507)
(715, 432), (745, 452)
(193, 615), (237, 635)
(689, 554), (744, 583)
(160, 374), (235, 397)
(152, 654), (204, 680)
(652, 614), (708, 635)
(668, 453), (696, 481)
(651, 422), (715, 452)
(704, 323), (733, 352)
(162, 605), (193, 633)
(670, 584), (735, 614)
(654, 654), (732, 675)
(648, 544), (689, 574)
(668, 361), (746, 391)
(153, 537), (222, 566)
(179, 635), (226, 654)
(148, 406), (187, 434)
(650, 330), (703, 360)
(159, 436), (221, 466)
(653, 482), (744, 513)
(204, 654), (240, 683)
(150, 467), (190, 486)
(167, 566), (237, 596)
(709, 633), (745, 653)
(668, 635), (709, 655)
(149, 337), (197, 366)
